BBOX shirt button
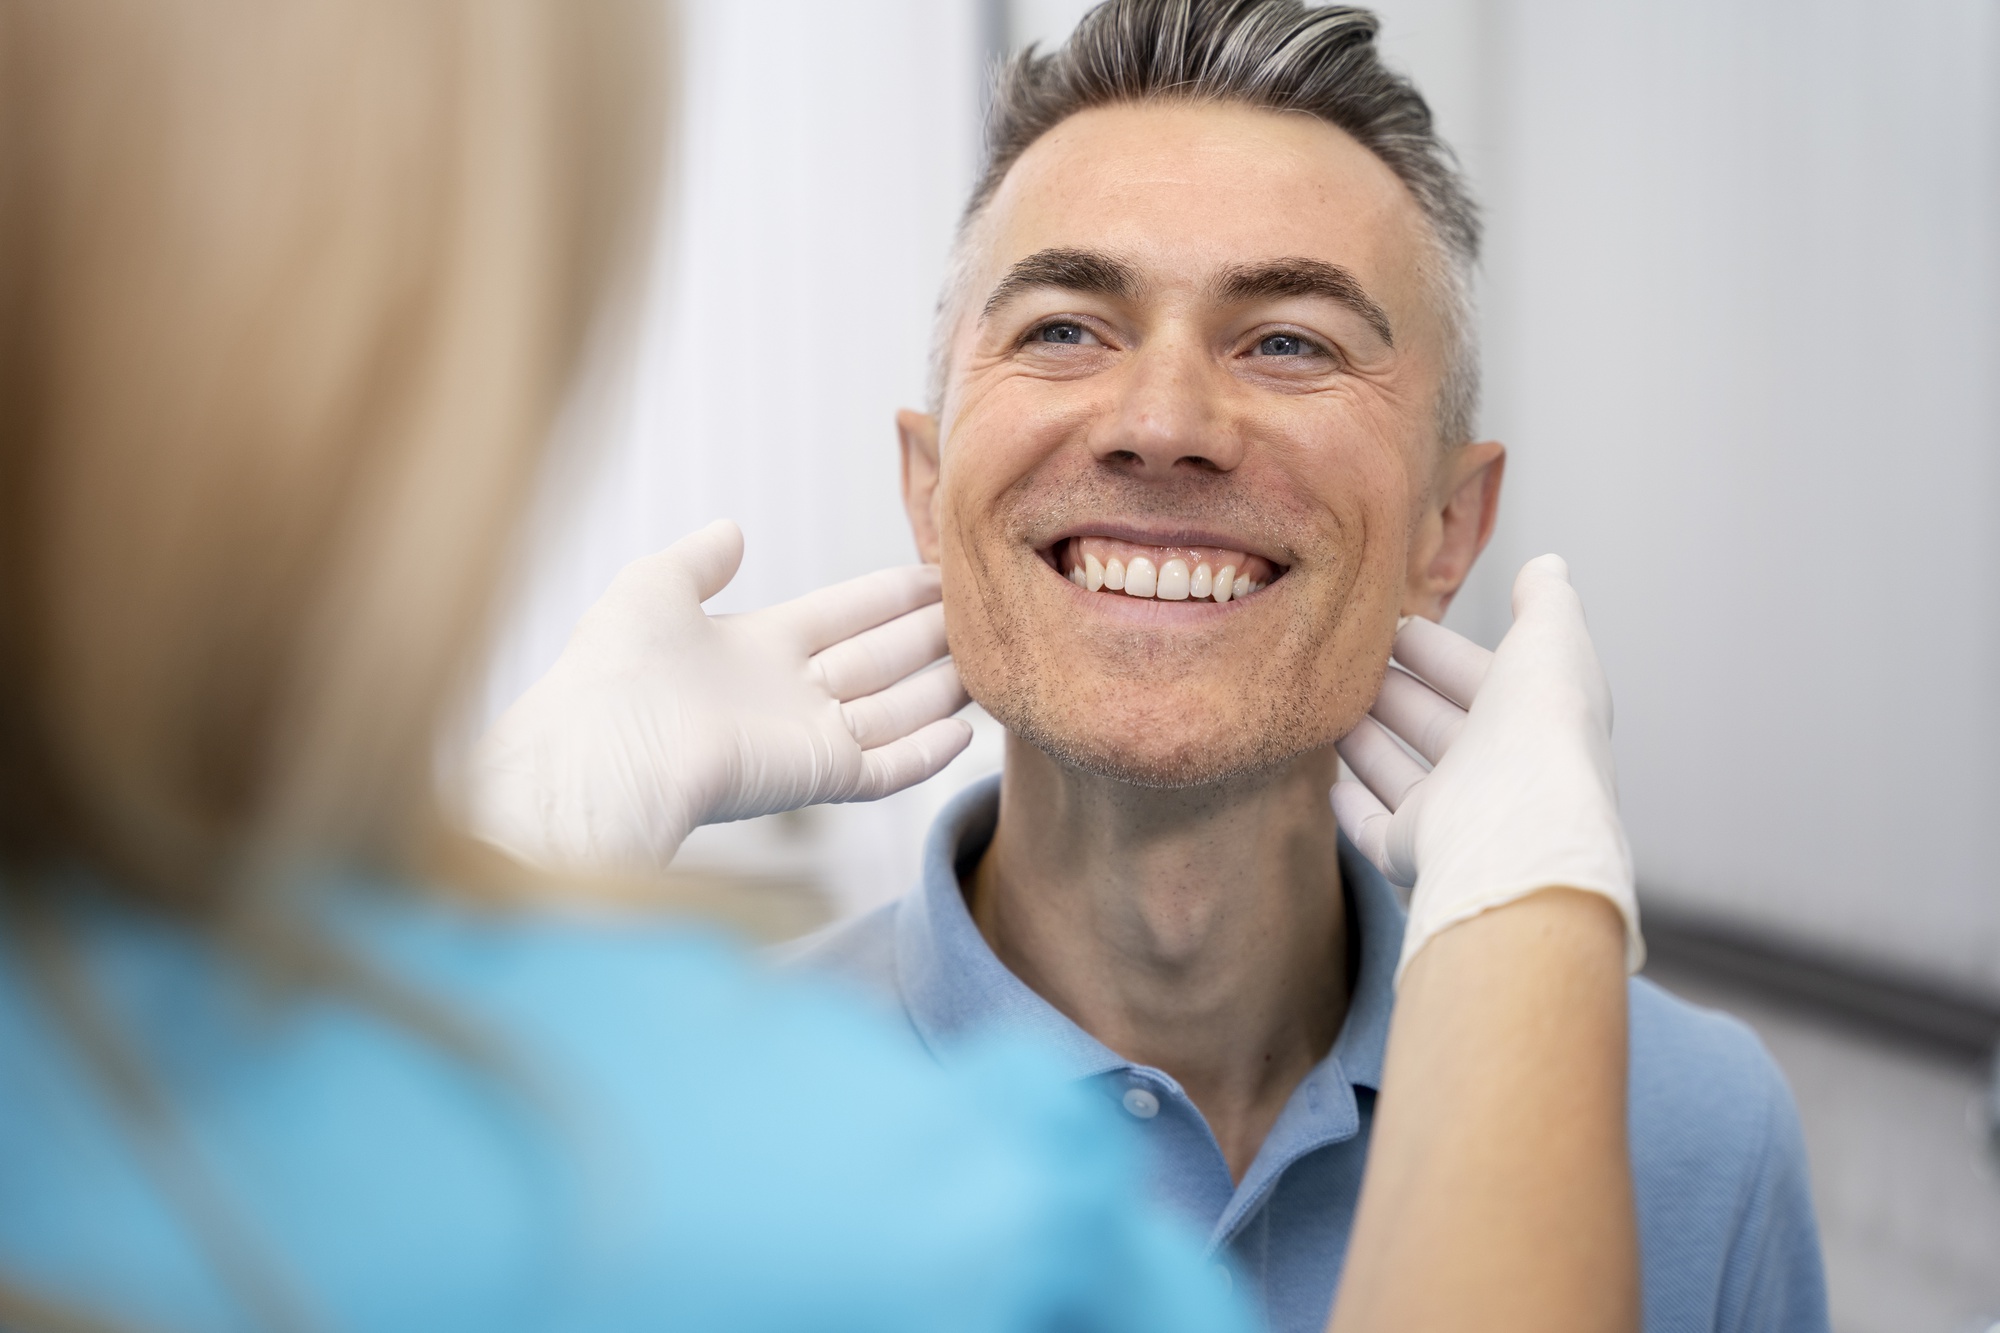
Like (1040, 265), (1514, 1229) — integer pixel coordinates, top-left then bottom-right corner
(1210, 1263), (1234, 1294)
(1121, 1087), (1160, 1120)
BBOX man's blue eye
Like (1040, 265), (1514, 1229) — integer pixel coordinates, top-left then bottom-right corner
(1036, 323), (1086, 344)
(1257, 333), (1310, 356)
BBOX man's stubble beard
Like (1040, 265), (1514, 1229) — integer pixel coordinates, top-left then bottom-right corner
(940, 464), (1384, 790)
(990, 673), (1338, 790)
(951, 558), (1369, 792)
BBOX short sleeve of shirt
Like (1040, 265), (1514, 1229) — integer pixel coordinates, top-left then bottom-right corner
(0, 891), (1258, 1333)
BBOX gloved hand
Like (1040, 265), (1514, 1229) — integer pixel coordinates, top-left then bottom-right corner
(1332, 555), (1643, 984)
(464, 519), (973, 876)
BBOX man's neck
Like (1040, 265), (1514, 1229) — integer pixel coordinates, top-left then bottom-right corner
(968, 734), (1350, 1184)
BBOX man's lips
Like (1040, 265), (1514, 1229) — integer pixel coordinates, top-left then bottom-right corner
(1040, 534), (1285, 603)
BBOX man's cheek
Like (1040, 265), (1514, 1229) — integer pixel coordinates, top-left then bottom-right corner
(1317, 625), (1396, 741)
(1304, 512), (1407, 736)
(1357, 581), (1409, 718)
(939, 566), (1016, 704)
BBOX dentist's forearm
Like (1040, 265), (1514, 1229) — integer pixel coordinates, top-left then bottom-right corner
(1327, 888), (1639, 1333)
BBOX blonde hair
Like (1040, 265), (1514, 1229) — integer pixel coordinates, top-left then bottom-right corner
(0, 0), (665, 909)
(0, 5), (669, 1325)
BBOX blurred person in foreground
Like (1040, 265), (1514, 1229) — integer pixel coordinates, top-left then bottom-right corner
(1, 3), (1638, 1332)
(474, 3), (1828, 1332)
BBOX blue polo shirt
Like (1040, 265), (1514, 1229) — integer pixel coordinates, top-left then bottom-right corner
(787, 775), (1831, 1333)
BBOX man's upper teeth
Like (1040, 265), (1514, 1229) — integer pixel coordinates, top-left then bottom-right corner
(1062, 537), (1270, 602)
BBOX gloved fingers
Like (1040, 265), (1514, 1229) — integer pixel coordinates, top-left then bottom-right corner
(1502, 554), (1615, 730)
(809, 603), (949, 702)
(1391, 616), (1491, 711)
(661, 519), (747, 603)
(841, 659), (969, 750)
(1333, 714), (1428, 812)
(1330, 780), (1399, 882)
(846, 717), (975, 802)
(1369, 665), (1466, 765)
(774, 564), (944, 654)
(1510, 553), (1575, 619)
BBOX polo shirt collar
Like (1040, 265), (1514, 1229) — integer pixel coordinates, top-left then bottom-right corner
(895, 776), (1132, 1080)
(894, 773), (1404, 1096)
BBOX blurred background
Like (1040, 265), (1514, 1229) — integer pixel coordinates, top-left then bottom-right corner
(479, 3), (2000, 1328)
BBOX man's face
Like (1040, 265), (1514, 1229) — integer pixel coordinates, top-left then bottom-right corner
(901, 102), (1500, 787)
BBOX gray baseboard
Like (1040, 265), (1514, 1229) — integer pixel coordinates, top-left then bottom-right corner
(1640, 900), (2000, 1067)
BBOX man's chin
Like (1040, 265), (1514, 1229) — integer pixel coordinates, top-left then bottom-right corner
(986, 695), (1323, 791)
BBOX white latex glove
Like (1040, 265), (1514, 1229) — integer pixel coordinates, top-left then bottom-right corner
(465, 519), (973, 876)
(1332, 555), (1643, 984)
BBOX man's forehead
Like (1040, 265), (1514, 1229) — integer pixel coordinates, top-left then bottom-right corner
(976, 100), (1428, 300)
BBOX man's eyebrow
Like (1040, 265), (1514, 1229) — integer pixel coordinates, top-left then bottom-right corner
(980, 247), (1141, 320)
(1213, 259), (1395, 348)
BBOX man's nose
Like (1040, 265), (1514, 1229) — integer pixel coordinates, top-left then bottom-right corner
(1088, 336), (1245, 475)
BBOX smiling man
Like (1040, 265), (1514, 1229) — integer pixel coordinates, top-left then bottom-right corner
(788, 3), (1828, 1331)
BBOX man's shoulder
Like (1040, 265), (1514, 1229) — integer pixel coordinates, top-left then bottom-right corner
(772, 899), (904, 996)
(1625, 977), (1828, 1331)
(1627, 975), (1795, 1157)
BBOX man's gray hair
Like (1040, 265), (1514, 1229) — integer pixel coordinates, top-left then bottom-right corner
(931, 0), (1481, 448)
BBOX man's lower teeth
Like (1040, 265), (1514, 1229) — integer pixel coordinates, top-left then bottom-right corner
(1066, 555), (1256, 601)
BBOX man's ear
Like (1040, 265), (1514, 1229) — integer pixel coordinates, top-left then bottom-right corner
(1405, 441), (1505, 619)
(897, 408), (944, 564)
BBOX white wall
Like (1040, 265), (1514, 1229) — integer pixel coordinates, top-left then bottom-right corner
(479, 0), (1008, 918)
(1385, 0), (2000, 995)
(492, 0), (983, 644)
(1345, 14), (2000, 1325)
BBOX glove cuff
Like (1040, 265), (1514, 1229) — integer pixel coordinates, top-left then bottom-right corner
(1395, 876), (1645, 989)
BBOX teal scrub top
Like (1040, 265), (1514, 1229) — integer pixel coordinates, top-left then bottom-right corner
(0, 882), (1255, 1333)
